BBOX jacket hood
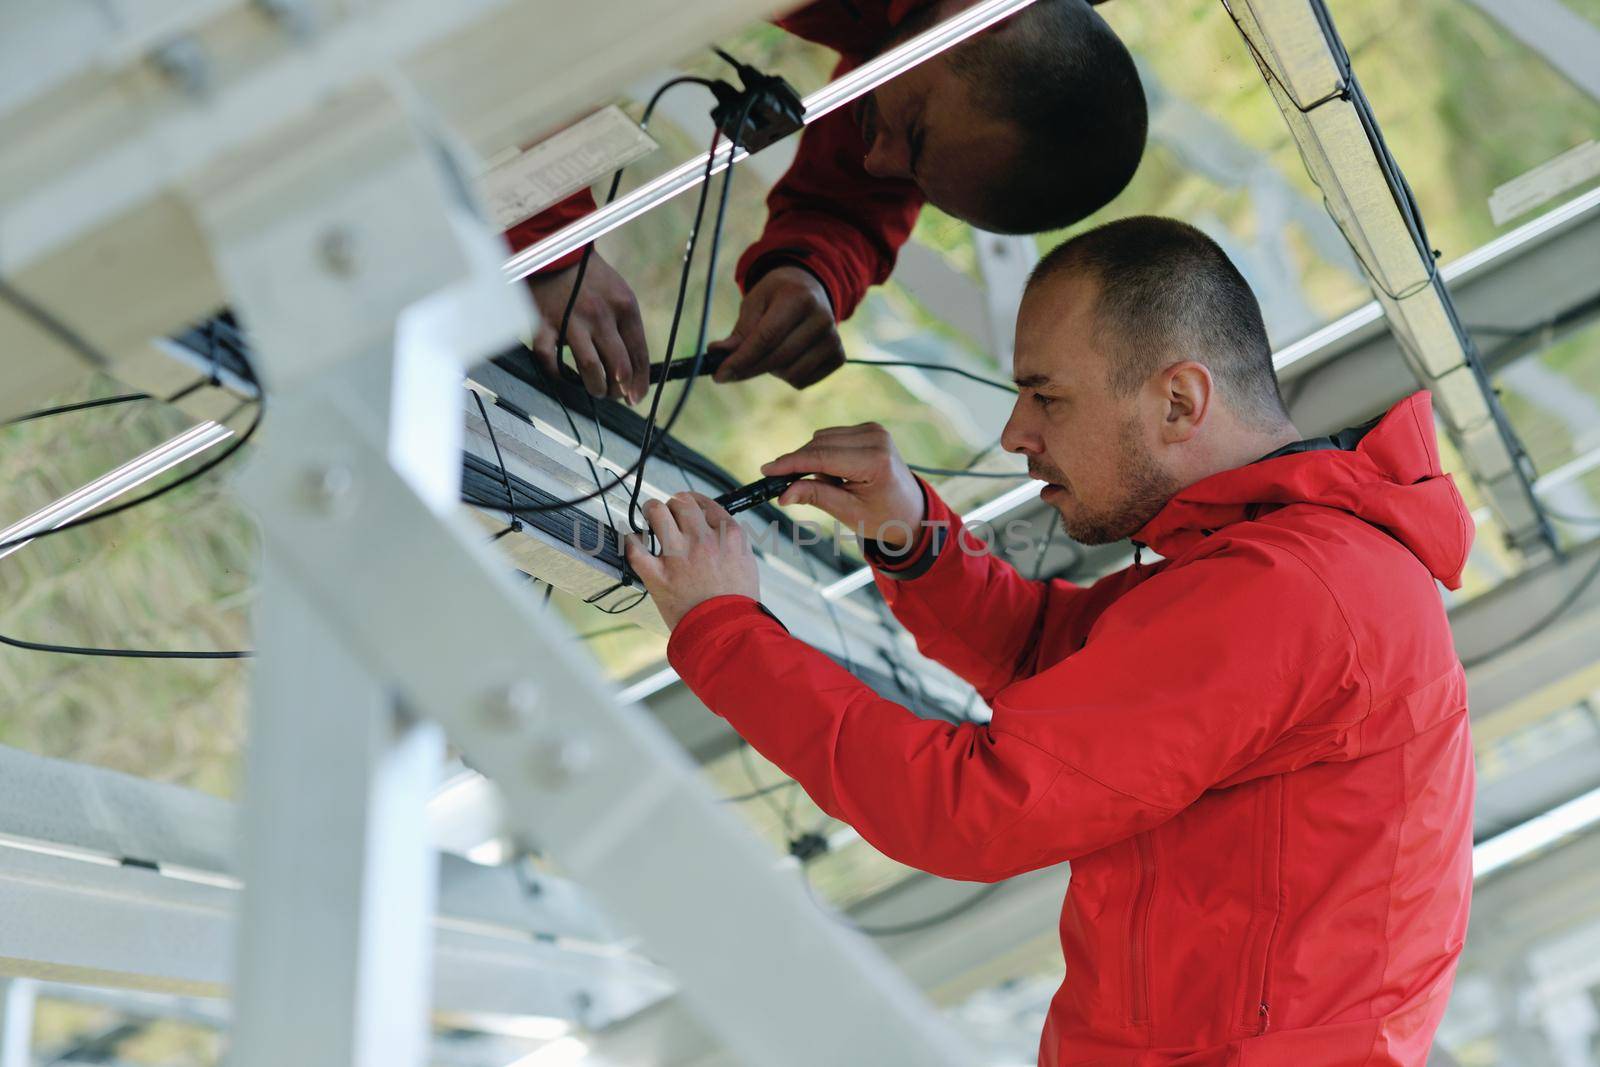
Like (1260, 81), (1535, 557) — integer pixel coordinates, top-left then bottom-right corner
(1132, 392), (1474, 589)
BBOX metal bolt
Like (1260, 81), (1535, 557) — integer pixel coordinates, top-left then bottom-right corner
(482, 680), (543, 731)
(300, 463), (354, 515)
(530, 735), (594, 789)
(152, 36), (211, 97)
(573, 990), (596, 1028)
(318, 227), (359, 277)
(255, 0), (314, 37)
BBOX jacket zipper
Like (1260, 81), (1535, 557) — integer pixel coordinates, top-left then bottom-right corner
(1129, 834), (1155, 1028)
(1251, 781), (1286, 1036)
(1254, 905), (1280, 1035)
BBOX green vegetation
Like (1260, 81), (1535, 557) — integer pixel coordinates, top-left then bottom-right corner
(0, 380), (251, 797)
(1559, 0), (1600, 31)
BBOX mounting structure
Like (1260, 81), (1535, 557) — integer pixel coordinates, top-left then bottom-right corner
(1, 0), (1597, 1064)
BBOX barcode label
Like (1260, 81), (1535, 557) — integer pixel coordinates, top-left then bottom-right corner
(1488, 141), (1600, 226)
(482, 106), (657, 229)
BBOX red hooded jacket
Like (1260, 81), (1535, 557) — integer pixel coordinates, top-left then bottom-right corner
(506, 0), (926, 320)
(667, 392), (1475, 1065)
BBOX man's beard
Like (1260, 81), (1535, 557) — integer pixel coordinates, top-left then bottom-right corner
(1059, 417), (1181, 546)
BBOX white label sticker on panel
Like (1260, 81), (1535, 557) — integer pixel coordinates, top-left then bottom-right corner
(482, 106), (658, 230)
(1488, 141), (1600, 226)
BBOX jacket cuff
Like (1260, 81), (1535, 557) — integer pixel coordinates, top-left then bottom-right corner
(740, 253), (838, 317)
(666, 595), (788, 683)
(863, 478), (956, 581)
(737, 235), (857, 321)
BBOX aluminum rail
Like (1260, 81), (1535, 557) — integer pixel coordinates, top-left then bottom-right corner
(0, 421), (231, 561)
(501, 0), (1040, 281)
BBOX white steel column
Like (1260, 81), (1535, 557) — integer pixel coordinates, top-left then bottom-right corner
(0, 979), (35, 1067)
(205, 88), (486, 1067)
(194, 73), (974, 1066)
(231, 561), (443, 1067)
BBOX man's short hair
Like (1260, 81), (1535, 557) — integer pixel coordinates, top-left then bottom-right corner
(949, 0), (1147, 234)
(1029, 216), (1289, 426)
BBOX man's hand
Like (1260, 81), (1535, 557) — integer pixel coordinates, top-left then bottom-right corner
(762, 423), (925, 548)
(528, 253), (649, 403)
(710, 266), (844, 389)
(624, 494), (760, 629)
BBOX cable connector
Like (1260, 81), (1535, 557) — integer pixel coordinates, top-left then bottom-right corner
(716, 474), (802, 516)
(647, 349), (730, 384)
(788, 831), (831, 864)
(709, 48), (805, 154)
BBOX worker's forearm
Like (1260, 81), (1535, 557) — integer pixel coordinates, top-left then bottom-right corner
(868, 484), (1060, 701)
(666, 595), (1068, 881)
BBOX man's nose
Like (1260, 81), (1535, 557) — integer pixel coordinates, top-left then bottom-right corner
(1000, 405), (1038, 455)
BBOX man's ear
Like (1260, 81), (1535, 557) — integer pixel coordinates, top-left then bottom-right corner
(1160, 361), (1212, 443)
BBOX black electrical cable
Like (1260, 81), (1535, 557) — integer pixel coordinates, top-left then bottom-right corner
(843, 357), (1017, 394)
(592, 587), (650, 614)
(0, 395), (264, 556)
(1547, 508), (1600, 527)
(0, 631), (251, 660)
(6, 320), (252, 431)
(840, 881), (1007, 938)
(470, 388), (521, 531)
(1218, 0), (1435, 304)
(521, 75), (725, 518)
(739, 740), (804, 837)
(492, 89), (745, 520)
(577, 623), (635, 640)
(0, 396), (262, 660)
(624, 92), (756, 534)
(0, 277), (111, 369)
(720, 775), (799, 804)
(1460, 547), (1600, 670)
(1221, 0), (1555, 553)
(4, 392), (152, 427)
(0, 283), (260, 658)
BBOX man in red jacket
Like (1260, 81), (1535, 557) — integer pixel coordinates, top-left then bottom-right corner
(624, 216), (1474, 1065)
(513, 0), (1145, 401)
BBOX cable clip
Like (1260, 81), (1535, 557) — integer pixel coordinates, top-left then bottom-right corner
(709, 48), (806, 154)
(788, 831), (830, 864)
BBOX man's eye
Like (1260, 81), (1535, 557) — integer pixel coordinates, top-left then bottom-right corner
(1033, 394), (1057, 409)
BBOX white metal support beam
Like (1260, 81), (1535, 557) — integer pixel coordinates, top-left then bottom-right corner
(238, 332), (979, 1066)
(187, 58), (972, 1063)
(1231, 0), (1555, 557)
(1456, 535), (1600, 739)
(1457, 0), (1600, 103)
(232, 564), (444, 1067)
(1276, 188), (1600, 439)
(591, 866), (1069, 1067)
(0, 841), (672, 1024)
(0, 0), (788, 419)
(0, 979), (34, 1067)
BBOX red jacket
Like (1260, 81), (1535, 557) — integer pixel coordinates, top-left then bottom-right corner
(507, 0), (926, 320)
(667, 392), (1475, 1066)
